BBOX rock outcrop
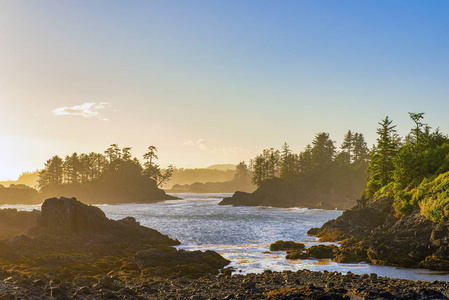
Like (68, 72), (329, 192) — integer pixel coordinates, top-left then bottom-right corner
(307, 197), (449, 271)
(0, 197), (230, 283)
(28, 197), (179, 245)
(0, 209), (40, 239)
(134, 245), (230, 278)
(219, 178), (357, 210)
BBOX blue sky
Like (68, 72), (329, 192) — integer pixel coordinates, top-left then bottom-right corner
(0, 1), (448, 180)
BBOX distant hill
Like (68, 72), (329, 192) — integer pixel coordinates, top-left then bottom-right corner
(164, 167), (236, 188)
(206, 164), (236, 171)
(0, 170), (39, 188)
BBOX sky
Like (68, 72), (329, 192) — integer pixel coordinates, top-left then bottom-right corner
(0, 1), (448, 180)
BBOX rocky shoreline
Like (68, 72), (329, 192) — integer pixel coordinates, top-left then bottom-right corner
(307, 196), (449, 272)
(1, 196), (449, 299)
(1, 268), (449, 299)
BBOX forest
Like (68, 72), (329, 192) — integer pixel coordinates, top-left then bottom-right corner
(364, 113), (449, 223)
(36, 144), (176, 204)
(243, 129), (370, 205)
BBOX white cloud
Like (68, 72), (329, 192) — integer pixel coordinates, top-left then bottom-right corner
(52, 102), (111, 119)
(184, 139), (255, 157)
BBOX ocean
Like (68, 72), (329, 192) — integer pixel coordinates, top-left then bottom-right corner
(4, 193), (449, 281)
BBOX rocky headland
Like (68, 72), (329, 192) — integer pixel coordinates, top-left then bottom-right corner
(305, 196), (449, 271)
(219, 178), (357, 210)
(0, 182), (179, 205)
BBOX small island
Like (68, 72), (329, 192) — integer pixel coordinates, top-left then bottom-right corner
(220, 131), (369, 210)
(0, 145), (178, 205)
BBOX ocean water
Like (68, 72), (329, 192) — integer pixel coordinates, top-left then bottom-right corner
(5, 193), (449, 281)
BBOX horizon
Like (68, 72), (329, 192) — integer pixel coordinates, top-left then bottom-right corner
(1, 1), (448, 181)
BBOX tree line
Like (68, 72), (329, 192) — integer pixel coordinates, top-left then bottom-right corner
(364, 113), (449, 222)
(249, 131), (369, 189)
(38, 144), (174, 189)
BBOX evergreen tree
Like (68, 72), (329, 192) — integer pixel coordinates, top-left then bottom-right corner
(365, 116), (400, 196)
(352, 133), (369, 166)
(298, 145), (313, 174)
(341, 130), (354, 163)
(38, 156), (64, 187)
(311, 132), (335, 171)
(280, 143), (298, 182)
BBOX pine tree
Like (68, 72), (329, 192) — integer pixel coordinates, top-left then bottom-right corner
(365, 116), (400, 196)
(311, 132), (335, 171)
(341, 130), (354, 163)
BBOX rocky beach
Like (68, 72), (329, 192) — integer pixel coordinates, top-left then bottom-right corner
(0, 196), (448, 299)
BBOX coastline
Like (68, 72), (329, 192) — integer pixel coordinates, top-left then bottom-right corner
(1, 269), (448, 299)
(1, 195), (449, 299)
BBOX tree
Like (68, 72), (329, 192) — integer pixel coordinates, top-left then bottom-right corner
(142, 146), (174, 187)
(341, 130), (354, 163)
(38, 156), (64, 187)
(63, 153), (81, 184)
(280, 143), (299, 182)
(311, 132), (335, 171)
(143, 146), (158, 167)
(234, 161), (250, 184)
(298, 145), (313, 174)
(408, 112), (426, 145)
(365, 116), (400, 196)
(352, 133), (369, 166)
(104, 144), (121, 163)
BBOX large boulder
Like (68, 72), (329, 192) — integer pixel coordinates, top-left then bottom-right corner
(29, 197), (179, 246)
(134, 245), (230, 278)
(307, 197), (394, 241)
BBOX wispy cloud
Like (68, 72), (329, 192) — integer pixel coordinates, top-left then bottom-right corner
(52, 102), (111, 120)
(184, 139), (256, 157)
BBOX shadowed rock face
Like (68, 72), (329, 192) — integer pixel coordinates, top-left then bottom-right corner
(307, 197), (449, 271)
(219, 179), (358, 210)
(0, 209), (40, 239)
(134, 245), (230, 278)
(28, 197), (179, 246)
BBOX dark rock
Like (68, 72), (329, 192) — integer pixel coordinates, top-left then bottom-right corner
(28, 197), (179, 246)
(307, 195), (449, 271)
(308, 197), (394, 241)
(134, 245), (230, 278)
(269, 240), (305, 251)
(219, 177), (359, 210)
(0, 209), (40, 239)
(306, 245), (338, 259)
(286, 250), (309, 260)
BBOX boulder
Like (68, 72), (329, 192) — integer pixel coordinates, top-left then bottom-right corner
(269, 240), (305, 251)
(28, 197), (179, 246)
(305, 245), (338, 259)
(307, 197), (394, 241)
(134, 245), (230, 278)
